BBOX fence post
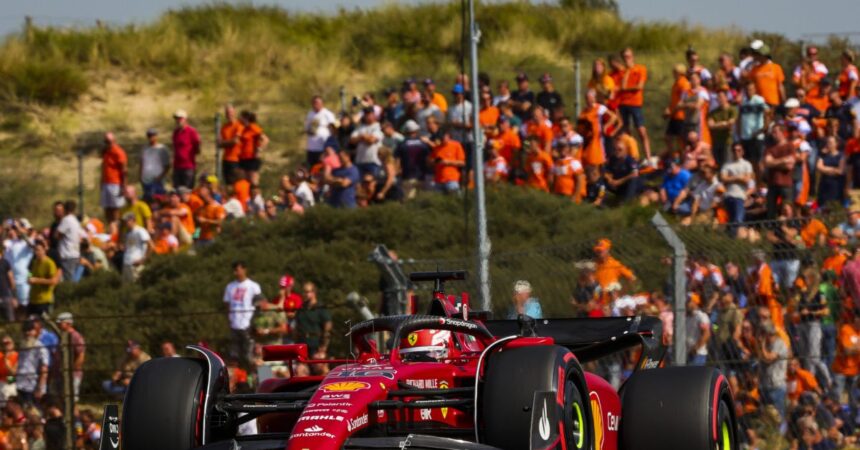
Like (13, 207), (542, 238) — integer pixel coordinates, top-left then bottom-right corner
(574, 58), (581, 117)
(43, 313), (74, 449)
(650, 213), (687, 366)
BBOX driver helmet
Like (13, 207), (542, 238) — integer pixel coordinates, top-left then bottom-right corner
(399, 329), (451, 362)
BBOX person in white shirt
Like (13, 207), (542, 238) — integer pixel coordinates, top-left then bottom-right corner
(121, 214), (152, 283)
(350, 109), (385, 178)
(139, 128), (170, 202)
(55, 201), (84, 282)
(223, 261), (262, 368)
(484, 142), (509, 183)
(304, 95), (337, 167)
(3, 220), (34, 306)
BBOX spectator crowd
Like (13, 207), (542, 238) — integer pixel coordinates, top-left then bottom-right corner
(3, 37), (860, 448)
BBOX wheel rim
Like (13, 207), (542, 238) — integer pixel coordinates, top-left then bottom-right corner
(720, 421), (731, 450)
(572, 401), (585, 449)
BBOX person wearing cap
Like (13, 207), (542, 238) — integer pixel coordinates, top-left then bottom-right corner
(140, 127), (170, 202)
(56, 312), (86, 399)
(171, 109), (201, 190)
(838, 50), (859, 101)
(100, 131), (128, 222)
(536, 73), (563, 114)
(121, 212), (152, 283)
(507, 280), (543, 320)
(510, 72), (535, 120)
(592, 238), (636, 294)
(350, 105), (385, 179)
(220, 104), (244, 184)
(16, 320), (49, 405)
(394, 120), (431, 199)
(223, 261), (262, 369)
(447, 83), (474, 148)
(423, 78), (448, 114)
(749, 44), (786, 108)
(304, 96), (337, 168)
(103, 340), (151, 397)
(274, 275), (303, 342)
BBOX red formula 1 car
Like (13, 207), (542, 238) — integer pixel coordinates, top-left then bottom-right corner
(109, 271), (737, 450)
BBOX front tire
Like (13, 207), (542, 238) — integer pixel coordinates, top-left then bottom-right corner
(482, 345), (591, 450)
(121, 357), (207, 450)
(619, 366), (737, 450)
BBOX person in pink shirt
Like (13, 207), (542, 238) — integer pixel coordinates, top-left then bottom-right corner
(171, 109), (201, 189)
(841, 247), (860, 310)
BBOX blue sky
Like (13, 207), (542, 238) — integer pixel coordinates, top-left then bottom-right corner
(1, 0), (858, 41)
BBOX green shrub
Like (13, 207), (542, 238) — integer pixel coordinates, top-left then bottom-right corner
(0, 60), (88, 105)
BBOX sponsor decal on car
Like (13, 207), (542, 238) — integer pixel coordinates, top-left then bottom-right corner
(307, 402), (352, 408)
(298, 414), (344, 422)
(291, 425), (337, 439)
(321, 381), (370, 392)
(405, 379), (439, 389)
(320, 394), (350, 400)
(407, 333), (418, 346)
(331, 369), (396, 380)
(347, 413), (369, 432)
(438, 317), (479, 330)
(304, 408), (349, 415)
(607, 411), (620, 431)
(439, 380), (450, 419)
(538, 399), (551, 441)
(420, 409), (432, 421)
(590, 391), (604, 450)
(377, 410), (385, 420)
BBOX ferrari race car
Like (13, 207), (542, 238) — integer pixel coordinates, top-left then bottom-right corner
(107, 271), (737, 450)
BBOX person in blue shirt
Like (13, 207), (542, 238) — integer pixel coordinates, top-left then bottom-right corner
(660, 159), (692, 215)
(326, 149), (360, 209)
(507, 280), (543, 319)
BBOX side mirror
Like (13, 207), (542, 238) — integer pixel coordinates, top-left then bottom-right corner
(262, 344), (308, 362)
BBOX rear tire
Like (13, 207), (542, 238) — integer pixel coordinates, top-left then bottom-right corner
(482, 345), (591, 450)
(121, 357), (207, 450)
(619, 366), (737, 450)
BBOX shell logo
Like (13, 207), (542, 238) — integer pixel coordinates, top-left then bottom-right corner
(321, 381), (371, 392)
(590, 391), (604, 450)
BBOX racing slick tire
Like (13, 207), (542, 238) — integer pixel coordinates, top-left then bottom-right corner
(619, 365), (737, 450)
(121, 357), (208, 450)
(482, 345), (591, 450)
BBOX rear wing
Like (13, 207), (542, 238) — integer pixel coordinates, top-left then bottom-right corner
(484, 315), (666, 369)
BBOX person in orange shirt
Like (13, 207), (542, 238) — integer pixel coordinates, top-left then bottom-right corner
(578, 90), (620, 168)
(238, 110), (269, 186)
(195, 186), (226, 246)
(587, 58), (617, 106)
(551, 140), (585, 202)
(786, 358), (821, 405)
(100, 132), (128, 222)
(524, 107), (554, 154)
(423, 78), (448, 113)
(749, 50), (786, 107)
(159, 190), (195, 247)
(617, 48), (652, 162)
(219, 104), (244, 184)
(484, 141), (509, 184)
(799, 206), (828, 248)
(151, 222), (179, 255)
(478, 92), (500, 129)
(496, 117), (522, 167)
(793, 46), (828, 99)
(232, 169), (252, 213)
(838, 50), (859, 101)
(665, 64), (691, 153)
(524, 136), (554, 192)
(680, 72), (712, 146)
(832, 313), (860, 400)
(822, 241), (848, 278)
(430, 130), (465, 193)
(593, 238), (636, 292)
